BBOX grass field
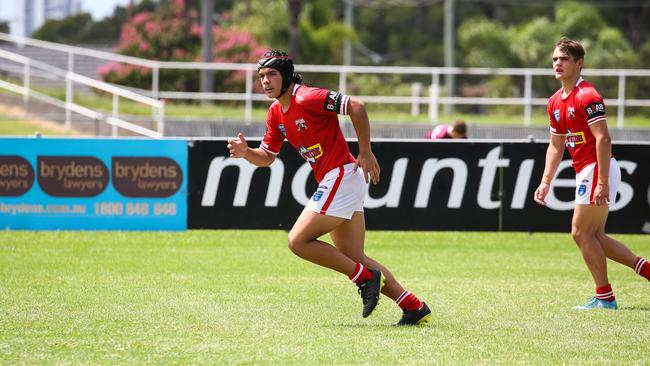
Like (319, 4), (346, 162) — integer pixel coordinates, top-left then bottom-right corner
(0, 117), (75, 136)
(1, 231), (648, 365)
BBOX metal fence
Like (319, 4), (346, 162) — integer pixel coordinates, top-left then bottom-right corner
(0, 47), (164, 138)
(2, 32), (650, 132)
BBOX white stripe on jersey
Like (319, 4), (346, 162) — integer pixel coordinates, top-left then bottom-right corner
(340, 95), (351, 115)
(587, 116), (606, 125)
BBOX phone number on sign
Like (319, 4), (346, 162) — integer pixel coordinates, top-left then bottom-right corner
(93, 202), (177, 216)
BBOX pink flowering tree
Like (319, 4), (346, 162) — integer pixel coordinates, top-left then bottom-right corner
(98, 0), (268, 93)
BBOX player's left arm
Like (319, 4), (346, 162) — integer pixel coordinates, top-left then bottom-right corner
(347, 97), (380, 185)
(590, 120), (612, 205)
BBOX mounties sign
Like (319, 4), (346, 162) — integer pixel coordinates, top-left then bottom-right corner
(188, 139), (650, 233)
(0, 138), (187, 231)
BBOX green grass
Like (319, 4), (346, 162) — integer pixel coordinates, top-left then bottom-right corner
(1, 231), (648, 364)
(0, 117), (74, 136)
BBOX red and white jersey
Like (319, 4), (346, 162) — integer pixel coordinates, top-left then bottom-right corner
(260, 84), (355, 182)
(547, 77), (607, 173)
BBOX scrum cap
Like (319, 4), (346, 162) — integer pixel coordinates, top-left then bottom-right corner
(257, 50), (295, 96)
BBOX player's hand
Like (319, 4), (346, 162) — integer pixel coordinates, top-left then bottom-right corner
(533, 183), (549, 205)
(592, 183), (609, 206)
(227, 133), (249, 158)
(354, 151), (380, 185)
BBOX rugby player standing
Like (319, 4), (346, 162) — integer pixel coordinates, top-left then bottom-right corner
(534, 38), (650, 310)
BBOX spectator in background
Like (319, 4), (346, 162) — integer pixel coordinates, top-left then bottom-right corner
(426, 120), (468, 139)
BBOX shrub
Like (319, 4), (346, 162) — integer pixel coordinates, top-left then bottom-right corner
(98, 0), (267, 93)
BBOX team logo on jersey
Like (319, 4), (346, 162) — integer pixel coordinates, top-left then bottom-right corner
(312, 190), (324, 202)
(295, 118), (307, 131)
(553, 109), (560, 122)
(578, 184), (587, 197)
(568, 107), (575, 117)
(565, 129), (586, 149)
(278, 123), (286, 137)
(298, 143), (323, 164)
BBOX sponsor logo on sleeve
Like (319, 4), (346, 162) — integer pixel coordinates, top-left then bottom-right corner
(278, 123), (286, 137)
(585, 102), (605, 120)
(553, 109), (560, 122)
(324, 90), (342, 113)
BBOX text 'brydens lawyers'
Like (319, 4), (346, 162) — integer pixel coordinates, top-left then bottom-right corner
(0, 155), (183, 198)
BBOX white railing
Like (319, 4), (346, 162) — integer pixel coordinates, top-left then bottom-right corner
(2, 32), (650, 128)
(0, 48), (164, 138)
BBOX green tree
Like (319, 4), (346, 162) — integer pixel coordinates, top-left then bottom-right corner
(457, 16), (518, 68)
(31, 13), (93, 43)
(231, 0), (351, 65)
(354, 3), (443, 66)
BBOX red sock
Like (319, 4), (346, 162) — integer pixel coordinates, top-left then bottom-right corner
(634, 257), (650, 281)
(348, 263), (372, 284)
(396, 290), (423, 311)
(595, 284), (615, 302)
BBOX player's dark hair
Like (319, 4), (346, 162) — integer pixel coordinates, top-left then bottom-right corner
(451, 120), (467, 137)
(257, 50), (303, 96)
(555, 37), (585, 62)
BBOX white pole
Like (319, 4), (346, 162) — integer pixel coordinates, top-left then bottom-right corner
(428, 72), (440, 122)
(617, 71), (625, 129)
(112, 93), (119, 137)
(245, 67), (253, 124)
(65, 52), (74, 130)
(523, 72), (532, 126)
(23, 61), (30, 111)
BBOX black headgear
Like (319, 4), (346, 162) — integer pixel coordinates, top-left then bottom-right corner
(257, 50), (295, 96)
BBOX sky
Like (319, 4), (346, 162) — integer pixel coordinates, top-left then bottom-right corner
(82, 0), (131, 20)
(0, 0), (131, 23)
(0, 0), (131, 36)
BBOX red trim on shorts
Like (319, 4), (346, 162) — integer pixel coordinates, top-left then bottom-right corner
(589, 164), (599, 204)
(320, 166), (345, 215)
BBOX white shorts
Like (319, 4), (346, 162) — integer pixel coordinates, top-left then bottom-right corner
(575, 158), (621, 205)
(306, 163), (367, 219)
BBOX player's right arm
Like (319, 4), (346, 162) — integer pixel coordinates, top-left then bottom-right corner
(227, 133), (276, 167)
(534, 134), (565, 205)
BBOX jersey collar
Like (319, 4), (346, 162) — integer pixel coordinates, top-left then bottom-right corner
(292, 83), (301, 96)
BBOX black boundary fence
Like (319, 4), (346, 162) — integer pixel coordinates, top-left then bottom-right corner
(188, 139), (650, 234)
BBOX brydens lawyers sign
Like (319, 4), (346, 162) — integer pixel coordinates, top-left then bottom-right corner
(0, 138), (187, 230)
(188, 139), (650, 233)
